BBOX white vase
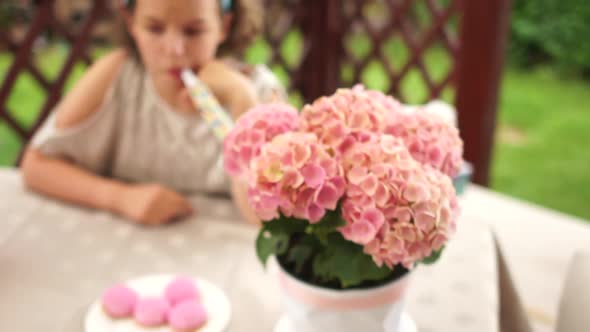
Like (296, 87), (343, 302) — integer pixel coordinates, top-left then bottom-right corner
(274, 263), (415, 332)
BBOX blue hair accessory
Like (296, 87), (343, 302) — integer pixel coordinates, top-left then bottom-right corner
(220, 0), (233, 12)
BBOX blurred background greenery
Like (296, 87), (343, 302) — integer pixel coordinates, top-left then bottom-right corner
(494, 0), (590, 220)
(1, 0), (589, 220)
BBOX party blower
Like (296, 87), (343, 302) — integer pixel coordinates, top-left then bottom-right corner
(180, 69), (234, 140)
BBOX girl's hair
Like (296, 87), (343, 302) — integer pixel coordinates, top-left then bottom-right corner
(117, 0), (263, 56)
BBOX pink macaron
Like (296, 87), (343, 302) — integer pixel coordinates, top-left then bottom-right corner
(101, 284), (138, 318)
(133, 297), (170, 327)
(168, 299), (208, 331)
(164, 277), (200, 306)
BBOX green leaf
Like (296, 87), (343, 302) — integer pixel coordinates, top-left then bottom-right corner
(312, 250), (337, 282)
(287, 245), (313, 274)
(256, 229), (289, 267)
(305, 208), (345, 242)
(264, 215), (308, 235)
(312, 233), (392, 288)
(356, 252), (393, 283)
(286, 235), (320, 274)
(256, 214), (308, 267)
(421, 247), (445, 265)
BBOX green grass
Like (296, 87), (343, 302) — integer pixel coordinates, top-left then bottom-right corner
(2, 41), (590, 221)
(492, 66), (590, 220)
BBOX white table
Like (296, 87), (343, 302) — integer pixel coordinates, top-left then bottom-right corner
(0, 168), (501, 332)
(461, 186), (590, 332)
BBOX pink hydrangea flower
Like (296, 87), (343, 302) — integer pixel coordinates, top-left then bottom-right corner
(300, 85), (402, 156)
(223, 86), (464, 273)
(385, 107), (464, 177)
(248, 132), (346, 223)
(223, 103), (299, 179)
(339, 134), (459, 269)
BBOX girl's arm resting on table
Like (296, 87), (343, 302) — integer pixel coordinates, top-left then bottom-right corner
(22, 149), (193, 225)
(21, 148), (127, 214)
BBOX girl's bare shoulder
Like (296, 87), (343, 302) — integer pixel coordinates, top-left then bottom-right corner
(55, 49), (129, 129)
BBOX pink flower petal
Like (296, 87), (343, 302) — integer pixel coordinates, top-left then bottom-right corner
(283, 169), (304, 188)
(349, 110), (371, 130)
(248, 130), (265, 145)
(324, 123), (347, 145)
(293, 144), (311, 168)
(392, 207), (412, 223)
(374, 183), (391, 207)
(360, 174), (379, 196)
(239, 146), (253, 163)
(329, 177), (346, 196)
(347, 166), (367, 185)
(301, 164), (326, 188)
(427, 145), (443, 167)
(402, 182), (428, 202)
(414, 211), (437, 232)
(430, 233), (448, 250)
(360, 207), (385, 230)
(337, 136), (357, 155)
(344, 221), (377, 245)
(314, 183), (343, 210)
(320, 158), (339, 177)
(307, 204), (325, 223)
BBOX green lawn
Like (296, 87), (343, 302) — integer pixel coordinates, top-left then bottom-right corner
(493, 66), (590, 220)
(1, 42), (590, 221)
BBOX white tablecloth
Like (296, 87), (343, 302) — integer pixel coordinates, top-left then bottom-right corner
(0, 168), (499, 332)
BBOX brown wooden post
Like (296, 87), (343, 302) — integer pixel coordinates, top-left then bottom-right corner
(322, 0), (343, 96)
(456, 0), (512, 186)
(298, 0), (323, 102)
(299, 0), (342, 102)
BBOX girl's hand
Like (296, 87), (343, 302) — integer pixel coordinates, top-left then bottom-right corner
(115, 183), (194, 225)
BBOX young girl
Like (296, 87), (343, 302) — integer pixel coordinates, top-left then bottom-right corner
(21, 0), (277, 226)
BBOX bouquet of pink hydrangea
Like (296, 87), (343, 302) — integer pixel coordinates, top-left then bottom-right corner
(224, 86), (463, 289)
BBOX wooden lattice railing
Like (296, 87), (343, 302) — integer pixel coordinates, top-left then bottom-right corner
(337, 0), (461, 102)
(0, 0), (511, 185)
(0, 0), (108, 165)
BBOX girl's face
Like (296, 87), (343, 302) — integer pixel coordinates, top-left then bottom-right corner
(127, 0), (230, 86)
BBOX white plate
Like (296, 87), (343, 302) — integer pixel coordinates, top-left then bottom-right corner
(85, 275), (231, 332)
(274, 311), (417, 332)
